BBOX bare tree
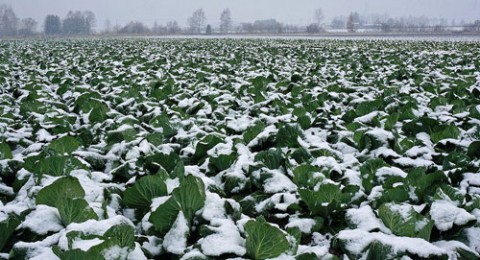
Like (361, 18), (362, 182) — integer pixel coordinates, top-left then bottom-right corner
(252, 19), (282, 34)
(119, 21), (150, 34)
(62, 11), (87, 35)
(18, 18), (37, 36)
(206, 24), (212, 35)
(220, 8), (232, 34)
(306, 23), (320, 34)
(474, 20), (480, 32)
(44, 15), (61, 35)
(331, 17), (346, 29)
(152, 22), (166, 34)
(283, 24), (300, 34)
(241, 23), (254, 34)
(347, 13), (355, 33)
(314, 8), (324, 26)
(167, 20), (181, 34)
(62, 10), (95, 35)
(84, 11), (96, 34)
(0, 4), (19, 37)
(112, 24), (121, 34)
(104, 19), (112, 34)
(188, 9), (206, 34)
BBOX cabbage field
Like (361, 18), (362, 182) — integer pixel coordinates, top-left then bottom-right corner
(1, 39), (480, 260)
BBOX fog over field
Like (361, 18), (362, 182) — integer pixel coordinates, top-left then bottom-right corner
(3, 0), (479, 28)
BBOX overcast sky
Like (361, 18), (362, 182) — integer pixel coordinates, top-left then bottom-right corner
(3, 0), (480, 29)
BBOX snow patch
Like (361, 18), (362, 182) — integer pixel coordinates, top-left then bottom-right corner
(199, 218), (246, 256)
(346, 205), (389, 233)
(337, 229), (447, 257)
(23, 205), (63, 235)
(163, 212), (189, 255)
(430, 200), (476, 231)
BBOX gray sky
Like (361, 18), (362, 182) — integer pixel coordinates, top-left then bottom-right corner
(3, 0), (480, 29)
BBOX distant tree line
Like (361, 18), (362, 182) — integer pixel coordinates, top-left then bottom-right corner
(0, 5), (96, 37)
(105, 8), (479, 35)
(336, 12), (480, 34)
(0, 5), (37, 37)
(44, 11), (96, 36)
(0, 4), (479, 38)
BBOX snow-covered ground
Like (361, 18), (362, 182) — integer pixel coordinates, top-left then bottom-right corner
(0, 39), (480, 259)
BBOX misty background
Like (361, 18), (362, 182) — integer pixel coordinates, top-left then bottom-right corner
(0, 0), (479, 36)
(3, 0), (480, 28)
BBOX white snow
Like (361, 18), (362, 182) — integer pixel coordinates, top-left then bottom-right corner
(163, 212), (189, 255)
(430, 200), (476, 231)
(263, 169), (297, 193)
(255, 192), (298, 212)
(29, 248), (60, 260)
(460, 173), (480, 195)
(387, 203), (415, 220)
(393, 157), (433, 167)
(70, 170), (105, 203)
(371, 147), (401, 158)
(165, 178), (180, 194)
(416, 132), (434, 147)
(125, 147), (141, 160)
(405, 146), (434, 159)
(11, 233), (62, 260)
(337, 229), (447, 258)
(114, 124), (135, 133)
(354, 111), (379, 124)
(268, 254), (296, 260)
(1, 173), (35, 215)
(127, 243), (148, 260)
(312, 156), (341, 173)
(376, 167), (407, 182)
(102, 245), (130, 260)
(222, 144), (252, 193)
(150, 196), (171, 211)
(141, 236), (163, 256)
(366, 128), (394, 143)
(464, 227), (480, 253)
(178, 98), (196, 108)
(23, 143), (44, 154)
(199, 218), (246, 256)
(285, 217), (316, 233)
(0, 183), (14, 197)
(36, 129), (54, 142)
(272, 193), (298, 211)
(343, 169), (362, 187)
(247, 125), (277, 147)
(311, 232), (330, 247)
(226, 116), (253, 132)
(367, 186), (384, 202)
(201, 192), (226, 221)
(72, 238), (104, 251)
(297, 245), (330, 259)
(138, 139), (151, 154)
(433, 240), (479, 260)
(22, 205), (63, 235)
(62, 215), (134, 240)
(179, 249), (206, 260)
(207, 142), (233, 157)
(346, 205), (389, 233)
